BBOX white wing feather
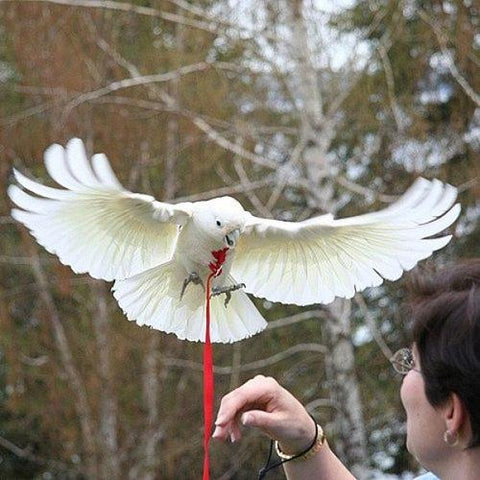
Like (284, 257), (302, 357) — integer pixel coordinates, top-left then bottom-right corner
(232, 178), (460, 305)
(8, 138), (192, 281)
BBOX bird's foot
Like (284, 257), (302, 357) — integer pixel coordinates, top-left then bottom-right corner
(211, 283), (246, 308)
(180, 272), (205, 300)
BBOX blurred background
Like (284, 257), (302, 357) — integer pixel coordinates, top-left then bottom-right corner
(0, 0), (479, 478)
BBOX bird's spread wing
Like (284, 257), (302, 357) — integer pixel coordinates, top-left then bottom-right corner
(8, 138), (193, 280)
(231, 178), (460, 305)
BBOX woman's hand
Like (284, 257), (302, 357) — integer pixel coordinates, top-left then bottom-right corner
(213, 375), (316, 455)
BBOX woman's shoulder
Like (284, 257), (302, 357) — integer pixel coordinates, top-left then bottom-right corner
(414, 473), (439, 480)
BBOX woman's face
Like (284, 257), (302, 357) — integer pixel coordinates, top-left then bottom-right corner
(400, 346), (450, 469)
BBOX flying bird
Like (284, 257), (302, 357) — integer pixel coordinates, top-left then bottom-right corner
(8, 139), (460, 343)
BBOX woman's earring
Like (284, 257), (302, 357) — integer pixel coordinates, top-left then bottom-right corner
(443, 429), (459, 447)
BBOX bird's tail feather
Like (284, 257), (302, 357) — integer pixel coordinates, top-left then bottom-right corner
(112, 261), (267, 343)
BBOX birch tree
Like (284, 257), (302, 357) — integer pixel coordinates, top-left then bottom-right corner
(264, 1), (371, 474)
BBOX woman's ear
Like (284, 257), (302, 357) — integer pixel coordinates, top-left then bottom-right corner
(443, 392), (470, 447)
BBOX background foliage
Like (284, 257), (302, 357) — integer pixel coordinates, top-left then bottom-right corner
(0, 0), (479, 478)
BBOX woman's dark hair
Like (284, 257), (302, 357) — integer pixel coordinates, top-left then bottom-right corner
(408, 259), (480, 448)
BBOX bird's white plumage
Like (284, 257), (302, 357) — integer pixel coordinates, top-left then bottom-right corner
(233, 179), (460, 305)
(112, 264), (266, 343)
(8, 138), (461, 343)
(9, 139), (192, 281)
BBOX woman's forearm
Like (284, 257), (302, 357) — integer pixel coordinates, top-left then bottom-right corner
(214, 376), (357, 480)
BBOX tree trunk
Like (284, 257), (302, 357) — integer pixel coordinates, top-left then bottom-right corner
(137, 15), (184, 478)
(30, 246), (99, 478)
(90, 280), (120, 479)
(138, 334), (166, 480)
(323, 299), (369, 477)
(287, 0), (369, 473)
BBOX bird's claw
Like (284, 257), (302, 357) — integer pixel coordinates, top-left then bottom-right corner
(180, 272), (205, 300)
(211, 283), (246, 308)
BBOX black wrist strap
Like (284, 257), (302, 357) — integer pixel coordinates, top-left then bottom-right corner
(257, 415), (318, 480)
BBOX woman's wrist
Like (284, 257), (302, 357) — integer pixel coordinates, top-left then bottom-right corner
(276, 415), (324, 459)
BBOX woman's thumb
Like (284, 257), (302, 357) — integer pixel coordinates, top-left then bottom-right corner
(241, 410), (275, 430)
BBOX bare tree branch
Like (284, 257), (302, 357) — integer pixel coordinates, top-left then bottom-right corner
(0, 255), (55, 265)
(28, 246), (98, 477)
(324, 1), (401, 121)
(186, 113), (277, 169)
(63, 62), (212, 118)
(229, 342), (242, 391)
(457, 177), (479, 193)
(335, 175), (398, 203)
(0, 434), (73, 471)
(267, 309), (328, 330)
(56, 20), (279, 171)
(377, 43), (404, 133)
(418, 8), (480, 108)
(174, 178), (276, 203)
(265, 133), (308, 211)
(305, 397), (335, 413)
(1, 98), (62, 127)
(233, 142), (273, 217)
(160, 343), (326, 375)
(1, 0), (220, 34)
(354, 294), (393, 361)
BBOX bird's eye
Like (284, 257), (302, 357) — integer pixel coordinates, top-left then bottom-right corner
(216, 220), (222, 227)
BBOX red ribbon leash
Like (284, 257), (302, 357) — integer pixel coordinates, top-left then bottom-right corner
(203, 272), (214, 480)
(203, 248), (228, 480)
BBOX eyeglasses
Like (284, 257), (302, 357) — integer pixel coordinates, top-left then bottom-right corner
(389, 348), (420, 375)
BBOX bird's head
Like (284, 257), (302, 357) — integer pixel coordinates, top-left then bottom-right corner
(193, 196), (246, 249)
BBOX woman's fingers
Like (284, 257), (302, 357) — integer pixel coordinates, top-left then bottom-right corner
(213, 376), (304, 441)
(215, 376), (273, 424)
(213, 376), (279, 441)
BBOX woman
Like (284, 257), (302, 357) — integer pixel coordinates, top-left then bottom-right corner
(213, 260), (480, 479)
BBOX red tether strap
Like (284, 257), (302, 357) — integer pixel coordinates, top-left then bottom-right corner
(203, 248), (228, 480)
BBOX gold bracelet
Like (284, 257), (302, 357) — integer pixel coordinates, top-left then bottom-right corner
(274, 424), (325, 462)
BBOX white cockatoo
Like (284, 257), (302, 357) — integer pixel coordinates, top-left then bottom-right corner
(8, 139), (460, 343)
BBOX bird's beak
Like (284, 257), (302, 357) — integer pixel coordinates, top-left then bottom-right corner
(225, 228), (240, 248)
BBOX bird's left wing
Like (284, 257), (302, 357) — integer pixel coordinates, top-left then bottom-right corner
(231, 178), (460, 306)
(8, 138), (193, 280)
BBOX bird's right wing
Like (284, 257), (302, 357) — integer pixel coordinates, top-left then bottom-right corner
(8, 138), (192, 280)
